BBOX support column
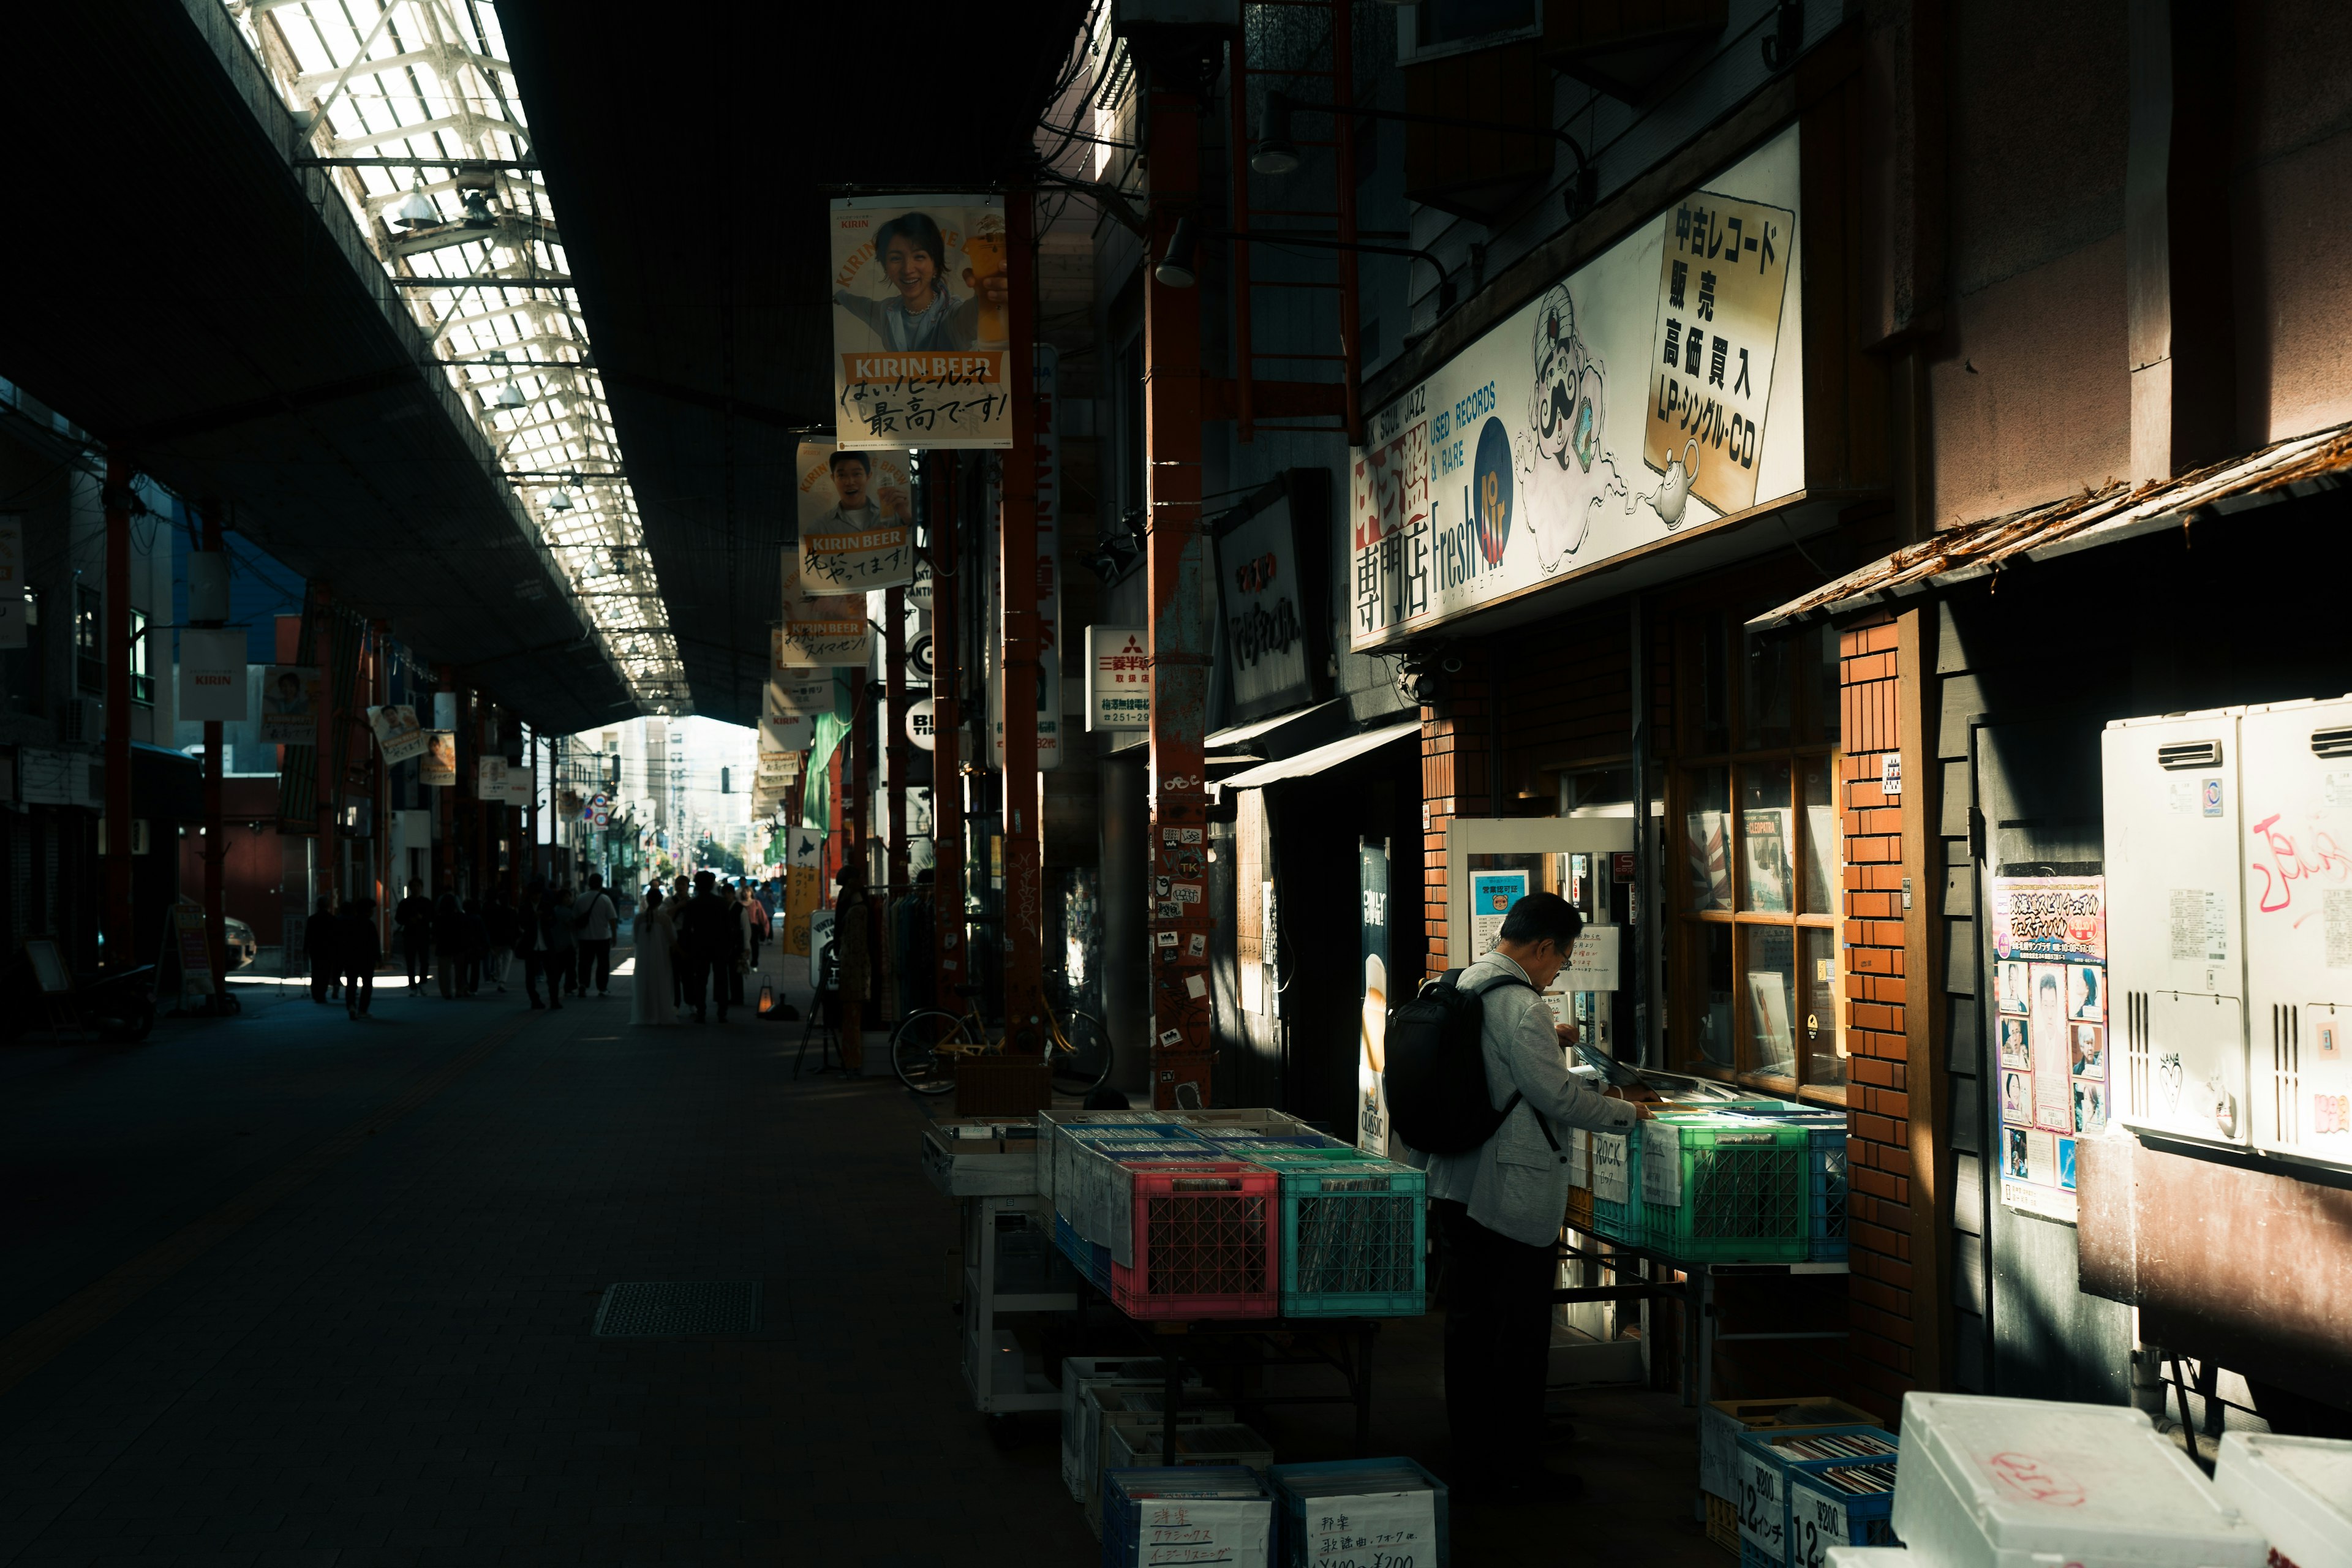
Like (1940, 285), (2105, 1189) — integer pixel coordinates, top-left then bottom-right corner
(932, 453), (968, 1006)
(311, 584), (336, 902)
(435, 665), (455, 893)
(885, 585), (910, 898)
(1144, 77), (1213, 1106)
(102, 458), (134, 960)
(198, 500), (228, 985)
(1000, 192), (1044, 1050)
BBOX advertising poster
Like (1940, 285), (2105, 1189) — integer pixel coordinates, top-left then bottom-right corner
(1990, 876), (2108, 1223)
(1471, 869), (1529, 956)
(421, 731), (457, 788)
(796, 443), (914, 594)
(1358, 839), (1393, 1156)
(829, 193), (1011, 450)
(262, 666), (323, 745)
(477, 755), (508, 801)
(990, 345), (1063, 772)
(0, 515), (23, 650)
(1348, 127), (1802, 651)
(178, 628), (249, 723)
(1087, 625), (1150, 731)
(775, 561), (874, 668)
(1213, 482), (1313, 722)
(368, 703), (427, 765)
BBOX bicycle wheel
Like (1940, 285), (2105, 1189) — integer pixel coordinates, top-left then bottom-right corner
(894, 1009), (976, 1095)
(1050, 1008), (1117, 1097)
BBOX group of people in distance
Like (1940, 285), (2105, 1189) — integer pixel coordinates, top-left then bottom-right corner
(301, 868), (772, 1025)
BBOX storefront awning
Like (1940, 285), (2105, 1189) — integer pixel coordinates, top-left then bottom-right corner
(1212, 718), (1421, 797)
(1747, 421), (2352, 630)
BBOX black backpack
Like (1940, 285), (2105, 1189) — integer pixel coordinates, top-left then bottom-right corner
(1385, 969), (1555, 1156)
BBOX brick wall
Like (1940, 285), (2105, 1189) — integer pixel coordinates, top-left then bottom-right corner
(1839, 612), (1917, 1422)
(1419, 647), (1491, 981)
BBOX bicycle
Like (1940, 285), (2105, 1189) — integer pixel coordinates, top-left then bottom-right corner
(891, 984), (1116, 1098)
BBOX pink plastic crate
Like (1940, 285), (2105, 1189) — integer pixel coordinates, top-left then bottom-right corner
(1109, 1161), (1281, 1320)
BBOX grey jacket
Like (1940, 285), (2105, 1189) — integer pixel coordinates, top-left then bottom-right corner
(1414, 951), (1637, 1246)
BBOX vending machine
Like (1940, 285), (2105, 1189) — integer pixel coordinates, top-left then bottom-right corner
(2101, 710), (2250, 1146)
(2235, 696), (2352, 1169)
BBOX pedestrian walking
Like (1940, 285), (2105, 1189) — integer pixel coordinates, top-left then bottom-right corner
(629, 886), (680, 1028)
(573, 873), (619, 1000)
(677, 870), (742, 1023)
(308, 891), (341, 1005)
(516, 885), (564, 1011)
(394, 878), (432, 990)
(543, 881), (578, 994)
(483, 889), (516, 992)
(339, 896), (380, 1018)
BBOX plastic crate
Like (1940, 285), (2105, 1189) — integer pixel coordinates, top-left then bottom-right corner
(1786, 1466), (1901, 1565)
(1064, 1144), (1224, 1264)
(1588, 1125), (1643, 1244)
(1706, 1491), (1740, 1555)
(1061, 1357), (1183, 1500)
(1085, 1402), (1240, 1533)
(1734, 1425), (1900, 1566)
(1276, 1159), (1427, 1317)
(1109, 1163), (1281, 1320)
(1727, 1110), (1849, 1262)
(1701, 1396), (1885, 1503)
(1054, 1211), (1112, 1290)
(1100, 1466), (1272, 1567)
(1641, 1116), (1811, 1263)
(1270, 1456), (1449, 1568)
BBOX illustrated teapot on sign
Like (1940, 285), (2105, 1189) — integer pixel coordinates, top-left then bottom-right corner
(1652, 439), (1700, 527)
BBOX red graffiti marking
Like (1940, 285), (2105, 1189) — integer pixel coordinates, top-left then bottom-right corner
(2248, 814), (2352, 914)
(1985, 1452), (2086, 1507)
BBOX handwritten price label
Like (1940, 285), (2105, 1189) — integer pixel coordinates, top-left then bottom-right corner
(1310, 1492), (1433, 1568)
(1738, 1453), (1785, 1561)
(1787, 1482), (1850, 1568)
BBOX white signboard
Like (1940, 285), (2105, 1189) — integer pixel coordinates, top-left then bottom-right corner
(1302, 1490), (1433, 1568)
(1348, 126), (1802, 650)
(1215, 486), (1313, 722)
(907, 695), (937, 752)
(1557, 923), (1623, 992)
(178, 628), (249, 722)
(1087, 624), (1150, 732)
(1139, 1497), (1270, 1568)
(796, 443), (914, 594)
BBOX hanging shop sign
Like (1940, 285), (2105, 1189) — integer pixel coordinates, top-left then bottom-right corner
(368, 703), (426, 764)
(432, 691), (459, 731)
(907, 695), (938, 752)
(768, 673), (839, 717)
(775, 561), (873, 668)
(262, 666), (323, 745)
(1213, 472), (1325, 723)
(990, 344), (1063, 771)
(0, 515), (26, 650)
(1347, 126), (1802, 650)
(829, 193), (1012, 450)
(760, 679), (816, 754)
(1989, 875), (2109, 1224)
(420, 730), (458, 788)
(1087, 625), (1150, 731)
(178, 628), (249, 723)
(477, 755), (508, 801)
(796, 443), (916, 593)
(1357, 838), (1393, 1156)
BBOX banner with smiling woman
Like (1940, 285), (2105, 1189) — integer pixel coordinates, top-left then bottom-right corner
(830, 195), (1011, 450)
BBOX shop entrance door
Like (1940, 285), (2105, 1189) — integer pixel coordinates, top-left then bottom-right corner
(1447, 817), (1638, 1060)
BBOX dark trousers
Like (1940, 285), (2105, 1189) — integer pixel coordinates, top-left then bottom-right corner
(309, 967), (337, 1004)
(402, 933), (429, 984)
(577, 938), (613, 995)
(679, 953), (727, 1020)
(1435, 1198), (1558, 1482)
(524, 952), (564, 1008)
(344, 967), (372, 1016)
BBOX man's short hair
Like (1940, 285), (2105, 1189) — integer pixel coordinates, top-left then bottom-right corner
(826, 450), (869, 475)
(1499, 892), (1583, 952)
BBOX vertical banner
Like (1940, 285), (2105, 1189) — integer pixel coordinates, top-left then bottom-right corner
(1990, 876), (2108, 1223)
(421, 731), (458, 788)
(1359, 840), (1393, 1155)
(830, 194), (1011, 449)
(368, 703), (428, 764)
(0, 514), (25, 650)
(178, 628), (249, 722)
(992, 344), (1061, 771)
(797, 444), (915, 594)
(262, 666), (322, 744)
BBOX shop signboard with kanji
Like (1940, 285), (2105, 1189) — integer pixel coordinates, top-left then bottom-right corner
(1087, 625), (1149, 731)
(1347, 125), (1802, 651)
(829, 194), (1011, 450)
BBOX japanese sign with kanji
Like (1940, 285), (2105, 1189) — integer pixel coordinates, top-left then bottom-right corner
(796, 443), (914, 593)
(1086, 625), (1150, 731)
(774, 556), (872, 669)
(1348, 126), (1803, 652)
(829, 194), (1012, 450)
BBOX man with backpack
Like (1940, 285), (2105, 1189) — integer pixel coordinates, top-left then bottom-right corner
(1388, 891), (1653, 1502)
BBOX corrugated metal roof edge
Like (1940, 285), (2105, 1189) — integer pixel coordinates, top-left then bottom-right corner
(1746, 422), (2352, 631)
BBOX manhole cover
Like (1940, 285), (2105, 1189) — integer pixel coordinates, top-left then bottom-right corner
(592, 1281), (762, 1337)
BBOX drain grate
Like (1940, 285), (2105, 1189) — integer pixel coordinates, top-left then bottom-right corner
(592, 1281), (762, 1337)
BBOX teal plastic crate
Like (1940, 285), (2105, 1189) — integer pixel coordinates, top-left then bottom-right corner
(1588, 1123), (1643, 1244)
(1275, 1159), (1427, 1317)
(1640, 1115), (1811, 1263)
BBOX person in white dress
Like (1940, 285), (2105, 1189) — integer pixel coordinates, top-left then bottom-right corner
(630, 886), (681, 1028)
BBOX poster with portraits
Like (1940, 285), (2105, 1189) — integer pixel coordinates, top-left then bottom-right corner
(1990, 876), (2108, 1224)
(796, 443), (915, 594)
(830, 194), (1011, 449)
(263, 666), (323, 745)
(368, 703), (428, 765)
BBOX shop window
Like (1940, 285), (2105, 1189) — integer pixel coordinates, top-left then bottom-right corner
(74, 586), (102, 694)
(129, 608), (153, 707)
(1672, 609), (1845, 1102)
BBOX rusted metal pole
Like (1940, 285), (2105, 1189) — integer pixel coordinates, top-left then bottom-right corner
(931, 452), (967, 1007)
(101, 458), (135, 961)
(1145, 75), (1215, 1107)
(311, 584), (336, 903)
(198, 500), (228, 984)
(1228, 40), (1256, 445)
(1333, 0), (1365, 447)
(885, 585), (910, 900)
(1000, 192), (1046, 1050)
(435, 664), (455, 893)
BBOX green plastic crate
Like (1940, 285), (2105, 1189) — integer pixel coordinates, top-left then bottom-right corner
(1276, 1159), (1427, 1317)
(1639, 1115), (1811, 1263)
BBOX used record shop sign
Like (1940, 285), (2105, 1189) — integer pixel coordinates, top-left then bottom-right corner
(1348, 125), (1803, 651)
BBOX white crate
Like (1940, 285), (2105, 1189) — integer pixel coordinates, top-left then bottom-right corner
(921, 1118), (1040, 1196)
(2212, 1431), (2352, 1568)
(1060, 1360), (1170, 1498)
(1823, 1550), (1910, 1567)
(1891, 1393), (2267, 1568)
(1085, 1409), (1246, 1536)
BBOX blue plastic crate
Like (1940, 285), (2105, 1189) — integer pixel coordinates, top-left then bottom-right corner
(1787, 1468), (1899, 1563)
(1102, 1466), (1272, 1568)
(1275, 1160), (1427, 1317)
(1269, 1455), (1449, 1568)
(1054, 1210), (1112, 1290)
(1733, 1425), (1900, 1566)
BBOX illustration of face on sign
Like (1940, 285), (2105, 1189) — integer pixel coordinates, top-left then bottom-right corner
(1513, 284), (1629, 574)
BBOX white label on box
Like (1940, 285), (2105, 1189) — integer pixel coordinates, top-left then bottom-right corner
(1787, 1483), (1849, 1568)
(1642, 1121), (1684, 1207)
(1593, 1133), (1630, 1205)
(1140, 1497), (1269, 1567)
(1739, 1452), (1786, 1560)
(1567, 1126), (1591, 1191)
(1303, 1490), (1434, 1568)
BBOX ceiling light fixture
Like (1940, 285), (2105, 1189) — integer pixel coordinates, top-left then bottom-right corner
(1250, 94), (1301, 175)
(391, 173), (438, 230)
(1155, 216), (1199, 288)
